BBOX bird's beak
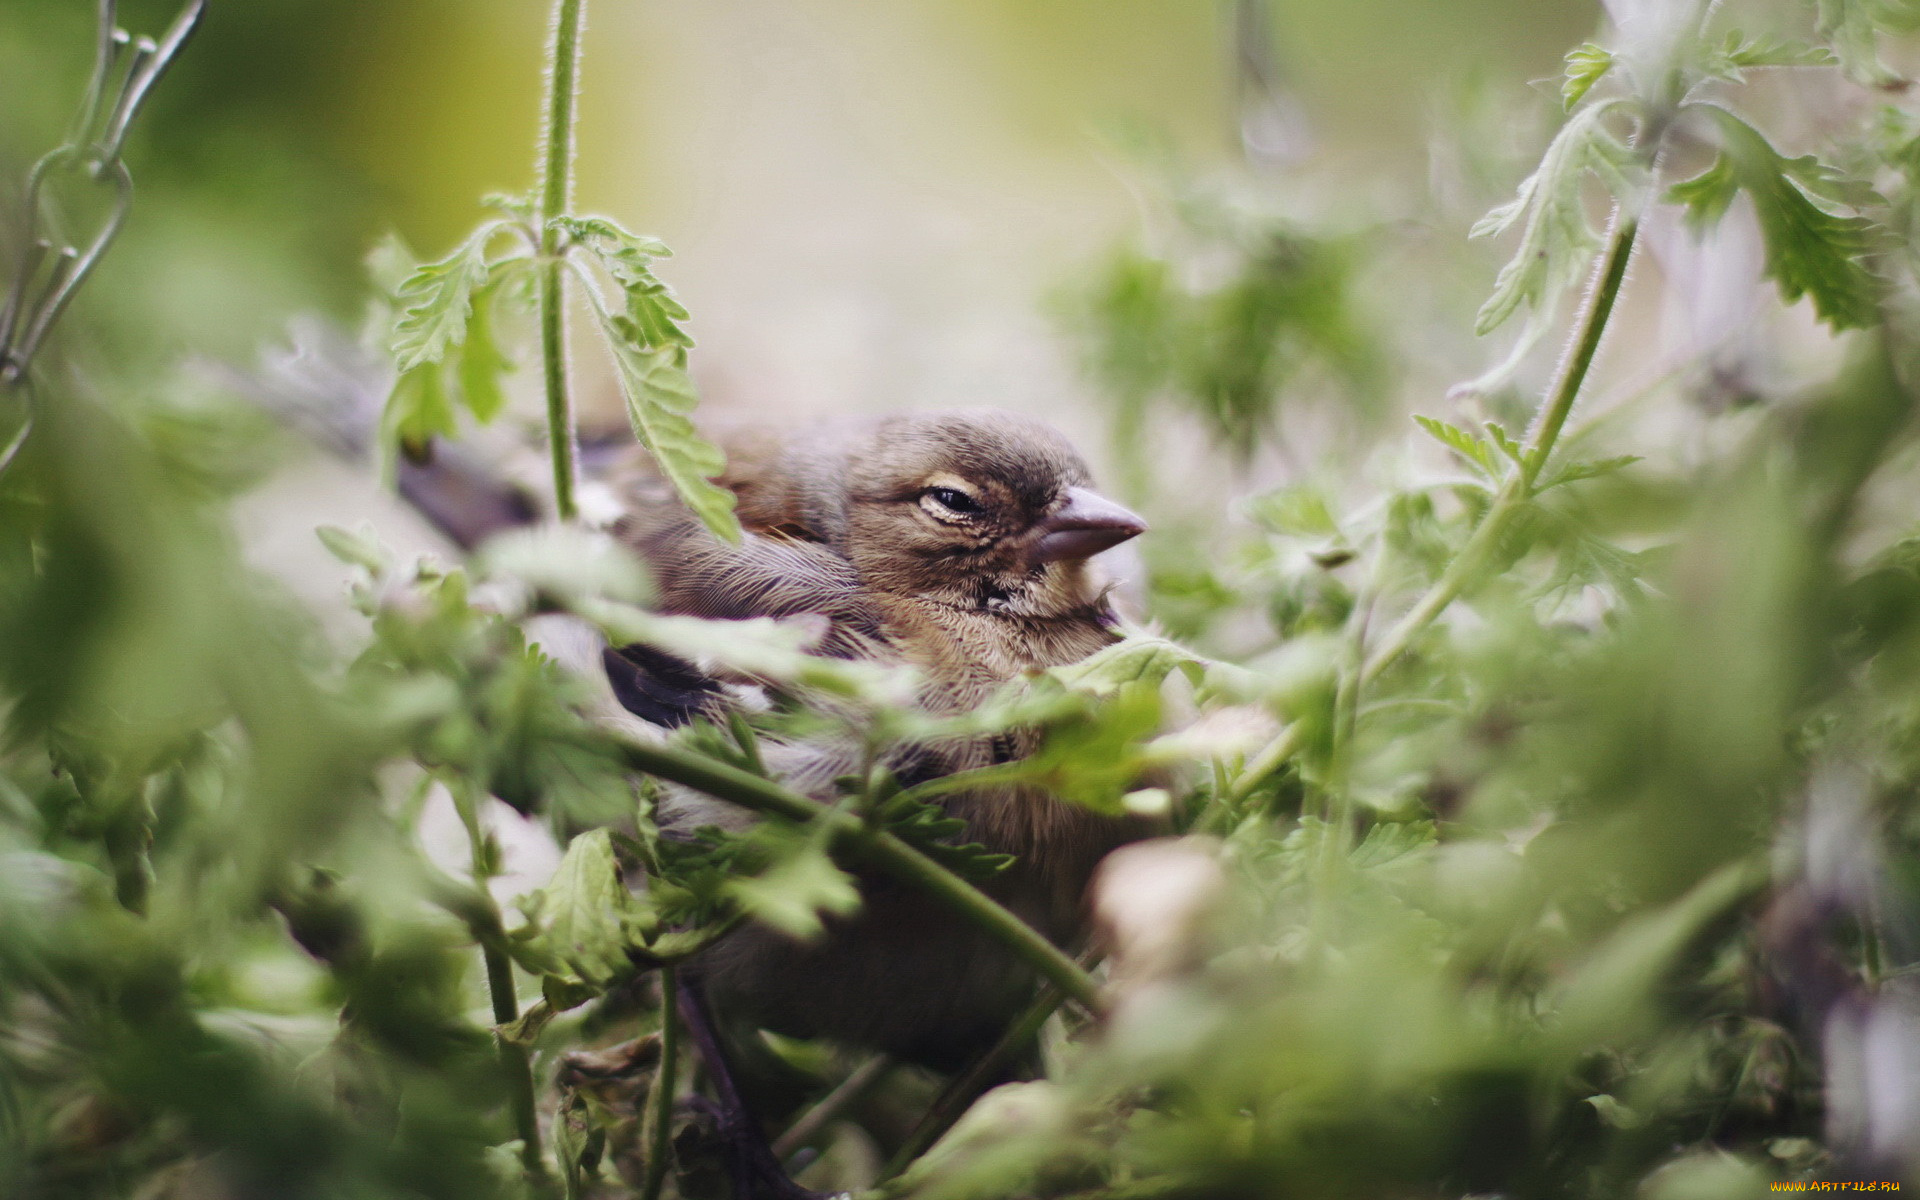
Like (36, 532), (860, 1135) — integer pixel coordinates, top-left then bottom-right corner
(1031, 487), (1149, 564)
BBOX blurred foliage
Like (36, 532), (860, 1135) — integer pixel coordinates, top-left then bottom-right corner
(1066, 181), (1388, 470)
(7, 2), (1920, 1200)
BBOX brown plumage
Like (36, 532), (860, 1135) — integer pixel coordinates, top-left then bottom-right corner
(612, 408), (1151, 1071)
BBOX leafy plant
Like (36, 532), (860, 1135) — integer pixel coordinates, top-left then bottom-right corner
(378, 2), (739, 542)
(6, 0), (1920, 1197)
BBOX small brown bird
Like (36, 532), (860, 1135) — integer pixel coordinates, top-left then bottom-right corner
(606, 409), (1150, 1196)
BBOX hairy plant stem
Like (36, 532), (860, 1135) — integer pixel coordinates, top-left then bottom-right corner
(537, 0), (586, 520)
(640, 963), (679, 1200)
(615, 736), (1105, 1011)
(1224, 210), (1643, 805)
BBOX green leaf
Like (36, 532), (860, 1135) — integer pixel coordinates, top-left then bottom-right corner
(723, 833), (860, 941)
(1667, 155), (1740, 234)
(874, 789), (1014, 882)
(390, 224), (502, 373)
(1047, 632), (1211, 696)
(1542, 531), (1649, 601)
(380, 224), (527, 452)
(1483, 421), (1525, 467)
(482, 192), (537, 221)
(514, 829), (654, 988)
(594, 308), (743, 543)
(1816, 0), (1917, 86)
(1681, 105), (1882, 330)
(1536, 454), (1642, 492)
(457, 277), (513, 424)
(382, 362), (458, 460)
(1010, 681), (1167, 816)
(554, 215), (673, 260)
(1702, 31), (1838, 81)
(1584, 1094), (1645, 1130)
(1246, 485), (1338, 538)
(316, 524), (391, 573)
(1414, 415), (1501, 479)
(1472, 102), (1640, 335)
(558, 215), (695, 352)
(1348, 819), (1437, 869)
(1561, 42), (1613, 110)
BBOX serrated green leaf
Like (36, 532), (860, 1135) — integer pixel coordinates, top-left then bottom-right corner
(593, 304), (743, 543)
(1702, 31), (1838, 81)
(553, 215), (673, 260)
(1562, 42), (1613, 110)
(390, 224), (502, 373)
(1484, 421), (1525, 467)
(875, 790), (1014, 882)
(1473, 102), (1640, 335)
(1542, 531), (1648, 601)
(559, 215), (695, 352)
(1348, 819), (1437, 869)
(1414, 415), (1501, 479)
(515, 829), (654, 988)
(723, 835), (860, 941)
(1689, 104), (1881, 330)
(1537, 455), (1642, 492)
(1667, 155), (1740, 234)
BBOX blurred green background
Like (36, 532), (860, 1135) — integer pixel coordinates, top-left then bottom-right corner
(0, 0), (1593, 422)
(10, 4), (1920, 1197)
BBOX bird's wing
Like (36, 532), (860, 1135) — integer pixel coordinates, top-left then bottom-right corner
(615, 505), (885, 659)
(601, 642), (729, 729)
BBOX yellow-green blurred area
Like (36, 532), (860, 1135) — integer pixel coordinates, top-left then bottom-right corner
(0, 0), (1592, 415)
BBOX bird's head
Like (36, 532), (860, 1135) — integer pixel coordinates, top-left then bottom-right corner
(826, 410), (1147, 617)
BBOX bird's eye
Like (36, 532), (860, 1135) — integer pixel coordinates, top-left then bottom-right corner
(926, 487), (983, 516)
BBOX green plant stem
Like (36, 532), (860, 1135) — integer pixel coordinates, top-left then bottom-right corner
(451, 782), (550, 1185)
(615, 736), (1105, 1012)
(537, 0), (587, 520)
(772, 1053), (893, 1160)
(1225, 211), (1642, 804)
(640, 963), (679, 1200)
(1522, 212), (1640, 489)
(488, 946), (547, 1183)
(879, 971), (1081, 1181)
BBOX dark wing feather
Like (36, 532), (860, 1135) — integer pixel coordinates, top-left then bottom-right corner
(601, 643), (726, 729)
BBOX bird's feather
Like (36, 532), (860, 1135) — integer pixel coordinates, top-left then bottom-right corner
(606, 409), (1154, 1067)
